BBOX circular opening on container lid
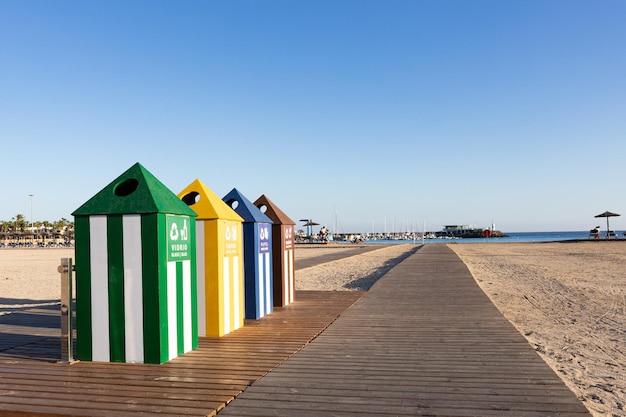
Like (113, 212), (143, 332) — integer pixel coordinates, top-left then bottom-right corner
(114, 178), (139, 197)
(258, 204), (267, 213)
(181, 192), (200, 206)
(225, 199), (239, 210)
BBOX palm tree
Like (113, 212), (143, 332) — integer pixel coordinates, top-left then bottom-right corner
(14, 214), (27, 232)
(0, 221), (8, 244)
(0, 216), (74, 245)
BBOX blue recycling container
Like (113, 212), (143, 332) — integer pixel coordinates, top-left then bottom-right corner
(223, 188), (274, 319)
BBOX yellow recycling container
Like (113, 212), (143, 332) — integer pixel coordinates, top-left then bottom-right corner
(178, 179), (244, 337)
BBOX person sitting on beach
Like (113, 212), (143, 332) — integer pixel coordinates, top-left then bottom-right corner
(590, 226), (601, 239)
(320, 226), (328, 243)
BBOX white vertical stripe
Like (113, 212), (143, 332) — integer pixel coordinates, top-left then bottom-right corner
(196, 221), (206, 337)
(283, 249), (289, 305)
(122, 215), (144, 363)
(264, 252), (271, 315)
(223, 256), (231, 334)
(167, 262), (178, 360)
(182, 260), (192, 352)
(89, 215), (110, 362)
(258, 253), (264, 317)
(233, 255), (240, 327)
(288, 249), (294, 303)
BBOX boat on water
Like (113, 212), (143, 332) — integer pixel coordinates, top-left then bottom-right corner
(298, 224), (506, 244)
(438, 225), (507, 239)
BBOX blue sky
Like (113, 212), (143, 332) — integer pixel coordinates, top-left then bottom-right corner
(2, 0), (625, 233)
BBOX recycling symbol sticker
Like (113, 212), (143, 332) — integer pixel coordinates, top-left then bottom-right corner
(170, 223), (179, 241)
(259, 224), (270, 253)
(284, 226), (294, 249)
(167, 215), (191, 261)
(224, 224), (238, 255)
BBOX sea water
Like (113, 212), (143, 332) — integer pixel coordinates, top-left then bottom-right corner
(364, 230), (625, 244)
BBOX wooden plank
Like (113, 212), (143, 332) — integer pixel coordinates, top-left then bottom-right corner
(218, 244), (591, 417)
(0, 291), (363, 417)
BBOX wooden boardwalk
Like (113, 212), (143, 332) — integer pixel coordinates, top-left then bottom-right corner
(218, 244), (591, 417)
(0, 291), (363, 417)
(0, 244), (591, 416)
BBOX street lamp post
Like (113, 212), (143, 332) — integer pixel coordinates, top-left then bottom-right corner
(29, 194), (34, 231)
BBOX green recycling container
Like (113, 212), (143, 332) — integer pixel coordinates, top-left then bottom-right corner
(72, 162), (198, 364)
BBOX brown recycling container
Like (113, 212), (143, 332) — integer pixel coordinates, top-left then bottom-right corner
(253, 194), (296, 307)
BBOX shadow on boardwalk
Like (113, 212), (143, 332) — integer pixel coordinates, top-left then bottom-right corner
(343, 244), (421, 291)
(218, 244), (591, 417)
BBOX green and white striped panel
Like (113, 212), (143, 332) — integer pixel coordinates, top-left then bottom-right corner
(78, 214), (194, 363)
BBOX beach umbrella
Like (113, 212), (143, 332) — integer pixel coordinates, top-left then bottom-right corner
(594, 211), (620, 238)
(299, 219), (320, 238)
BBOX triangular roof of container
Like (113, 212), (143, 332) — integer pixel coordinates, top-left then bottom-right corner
(178, 179), (243, 222)
(253, 194), (295, 225)
(223, 188), (273, 224)
(72, 162), (197, 217)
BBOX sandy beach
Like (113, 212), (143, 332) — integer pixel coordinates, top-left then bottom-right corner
(1, 241), (624, 416)
(295, 243), (418, 291)
(450, 241), (626, 417)
(0, 248), (74, 315)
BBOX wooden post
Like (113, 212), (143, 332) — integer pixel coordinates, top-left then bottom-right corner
(58, 258), (74, 363)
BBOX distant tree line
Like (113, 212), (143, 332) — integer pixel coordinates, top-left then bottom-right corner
(0, 214), (74, 233)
